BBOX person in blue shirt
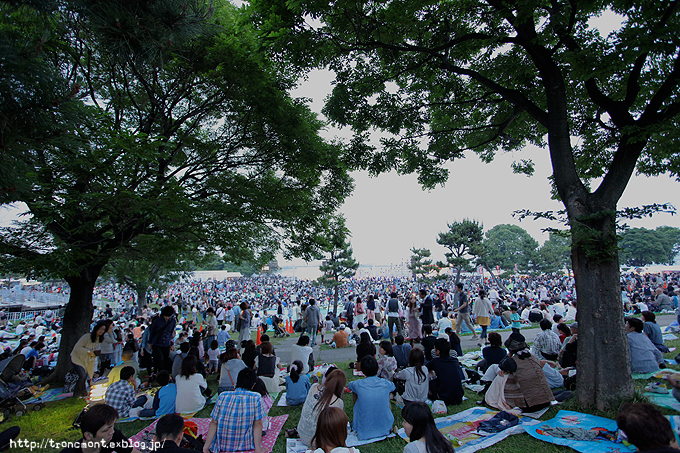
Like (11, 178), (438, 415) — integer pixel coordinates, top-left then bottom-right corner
(284, 360), (311, 406)
(138, 370), (176, 417)
(217, 325), (231, 348)
(348, 355), (395, 440)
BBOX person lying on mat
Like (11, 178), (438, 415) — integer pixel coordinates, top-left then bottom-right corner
(59, 403), (142, 453)
(203, 368), (264, 453)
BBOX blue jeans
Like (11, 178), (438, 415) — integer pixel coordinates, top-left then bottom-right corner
(306, 325), (318, 346)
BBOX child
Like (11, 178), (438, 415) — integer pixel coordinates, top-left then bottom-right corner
(285, 360), (311, 406)
(322, 315), (335, 344)
(308, 406), (360, 453)
(253, 378), (274, 435)
(207, 339), (220, 374)
(138, 370), (176, 417)
(510, 304), (522, 332)
(401, 401), (455, 453)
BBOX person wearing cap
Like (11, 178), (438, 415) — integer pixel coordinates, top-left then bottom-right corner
(332, 324), (350, 348)
(498, 332), (554, 411)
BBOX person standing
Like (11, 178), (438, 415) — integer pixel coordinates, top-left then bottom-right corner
(453, 283), (478, 340)
(472, 290), (494, 347)
(238, 302), (252, 346)
(419, 289), (434, 327)
(304, 298), (321, 347)
(344, 296), (355, 334)
(148, 306), (177, 373)
(407, 294), (421, 341)
(386, 292), (402, 342)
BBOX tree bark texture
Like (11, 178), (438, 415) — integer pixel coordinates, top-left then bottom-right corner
(569, 204), (633, 410)
(45, 267), (100, 383)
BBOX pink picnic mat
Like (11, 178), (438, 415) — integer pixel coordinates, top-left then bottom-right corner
(129, 414), (289, 453)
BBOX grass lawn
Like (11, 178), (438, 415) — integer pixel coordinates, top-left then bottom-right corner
(7, 336), (680, 453)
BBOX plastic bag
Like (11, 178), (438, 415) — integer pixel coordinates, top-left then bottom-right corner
(431, 400), (447, 415)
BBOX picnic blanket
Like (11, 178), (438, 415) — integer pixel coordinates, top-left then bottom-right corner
(524, 410), (636, 453)
(130, 415), (288, 453)
(396, 406), (537, 453)
(646, 392), (680, 412)
(24, 388), (72, 404)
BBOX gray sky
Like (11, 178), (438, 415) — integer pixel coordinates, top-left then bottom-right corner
(283, 67), (680, 270)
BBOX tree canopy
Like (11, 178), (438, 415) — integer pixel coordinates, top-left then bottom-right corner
(0, 0), (352, 379)
(317, 219), (359, 314)
(408, 247), (435, 282)
(436, 219), (483, 283)
(620, 226), (680, 266)
(249, 0), (680, 409)
(482, 224), (539, 273)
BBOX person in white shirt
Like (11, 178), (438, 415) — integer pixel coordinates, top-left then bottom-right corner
(436, 312), (452, 334)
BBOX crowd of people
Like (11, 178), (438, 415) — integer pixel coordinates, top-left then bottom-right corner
(1, 269), (679, 453)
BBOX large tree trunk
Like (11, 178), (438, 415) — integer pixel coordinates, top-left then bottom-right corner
(44, 266), (102, 383)
(137, 285), (147, 311)
(333, 285), (339, 316)
(570, 206), (633, 410)
(482, 263), (510, 294)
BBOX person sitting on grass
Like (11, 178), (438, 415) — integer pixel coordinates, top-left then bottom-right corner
(348, 355), (395, 440)
(309, 406), (360, 453)
(204, 368), (264, 453)
(626, 317), (664, 374)
(285, 360), (311, 406)
(218, 345), (247, 393)
(421, 325), (436, 361)
(377, 340), (397, 381)
(426, 338), (464, 405)
(105, 366), (148, 419)
(331, 324), (350, 348)
(402, 401), (455, 453)
(59, 403), (140, 453)
(153, 413), (195, 452)
(138, 370), (176, 418)
(393, 334), (412, 369)
(106, 348), (140, 386)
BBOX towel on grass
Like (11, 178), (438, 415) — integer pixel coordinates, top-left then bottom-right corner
(646, 392), (680, 412)
(24, 388), (73, 404)
(396, 406), (536, 453)
(524, 410), (636, 453)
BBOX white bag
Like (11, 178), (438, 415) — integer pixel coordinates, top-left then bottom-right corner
(431, 399), (447, 415)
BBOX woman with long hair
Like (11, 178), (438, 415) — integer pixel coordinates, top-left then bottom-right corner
(175, 355), (207, 416)
(308, 406), (360, 453)
(355, 332), (375, 371)
(70, 320), (108, 396)
(401, 401), (455, 453)
(297, 369), (347, 447)
(394, 348), (429, 404)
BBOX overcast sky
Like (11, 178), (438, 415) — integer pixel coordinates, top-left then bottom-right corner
(283, 67), (680, 271)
